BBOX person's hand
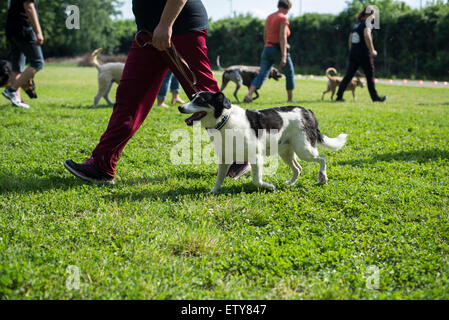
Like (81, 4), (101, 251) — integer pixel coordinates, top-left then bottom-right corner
(35, 32), (44, 46)
(371, 50), (378, 57)
(280, 57), (287, 68)
(152, 23), (172, 51)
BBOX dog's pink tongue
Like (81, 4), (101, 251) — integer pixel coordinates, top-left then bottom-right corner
(185, 112), (205, 126)
(185, 115), (196, 125)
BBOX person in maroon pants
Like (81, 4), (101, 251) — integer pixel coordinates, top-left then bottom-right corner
(64, 0), (249, 184)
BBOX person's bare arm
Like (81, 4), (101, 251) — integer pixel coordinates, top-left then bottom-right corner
(279, 23), (288, 68)
(24, 0), (43, 46)
(152, 0), (188, 51)
(348, 34), (352, 50)
(364, 28), (377, 57)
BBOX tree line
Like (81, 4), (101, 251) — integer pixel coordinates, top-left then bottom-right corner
(1, 0), (448, 79)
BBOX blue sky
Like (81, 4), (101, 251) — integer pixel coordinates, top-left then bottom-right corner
(119, 0), (422, 20)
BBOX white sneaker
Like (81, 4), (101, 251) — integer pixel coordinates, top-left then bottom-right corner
(2, 89), (31, 109)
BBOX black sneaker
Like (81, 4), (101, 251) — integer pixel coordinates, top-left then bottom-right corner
(64, 158), (114, 184)
(335, 97), (345, 102)
(373, 96), (387, 102)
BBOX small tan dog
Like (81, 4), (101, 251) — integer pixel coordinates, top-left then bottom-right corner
(91, 48), (124, 108)
(321, 67), (364, 100)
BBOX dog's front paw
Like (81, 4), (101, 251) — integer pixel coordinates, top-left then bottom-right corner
(318, 172), (328, 185)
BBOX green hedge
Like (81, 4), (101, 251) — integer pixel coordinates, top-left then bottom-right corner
(1, 0), (448, 79)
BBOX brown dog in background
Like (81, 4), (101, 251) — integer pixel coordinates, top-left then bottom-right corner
(321, 67), (364, 100)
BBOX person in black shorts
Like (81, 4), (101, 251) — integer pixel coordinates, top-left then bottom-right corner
(336, 6), (386, 102)
(2, 0), (44, 109)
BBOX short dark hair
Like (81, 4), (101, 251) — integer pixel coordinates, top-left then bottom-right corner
(278, 0), (292, 10)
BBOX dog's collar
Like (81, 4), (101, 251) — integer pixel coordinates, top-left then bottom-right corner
(208, 114), (230, 131)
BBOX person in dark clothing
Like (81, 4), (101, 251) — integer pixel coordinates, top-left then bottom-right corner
(2, 0), (44, 109)
(336, 6), (386, 102)
(64, 0), (250, 184)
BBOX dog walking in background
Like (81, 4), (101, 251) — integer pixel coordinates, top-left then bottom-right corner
(91, 48), (124, 108)
(217, 56), (283, 103)
(322, 67), (364, 100)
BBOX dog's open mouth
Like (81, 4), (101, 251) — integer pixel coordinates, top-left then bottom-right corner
(185, 112), (207, 126)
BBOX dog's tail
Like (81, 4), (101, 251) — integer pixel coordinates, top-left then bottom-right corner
(216, 55), (224, 71)
(91, 48), (103, 71)
(326, 67), (338, 80)
(318, 131), (348, 151)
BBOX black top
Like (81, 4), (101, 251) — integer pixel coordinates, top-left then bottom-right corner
(132, 0), (209, 35)
(5, 0), (38, 35)
(350, 20), (372, 56)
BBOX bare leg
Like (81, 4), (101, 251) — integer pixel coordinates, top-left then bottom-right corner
(157, 98), (169, 108)
(171, 93), (185, 105)
(9, 72), (22, 100)
(11, 67), (37, 91)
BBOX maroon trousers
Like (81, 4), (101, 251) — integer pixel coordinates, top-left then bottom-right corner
(92, 30), (219, 177)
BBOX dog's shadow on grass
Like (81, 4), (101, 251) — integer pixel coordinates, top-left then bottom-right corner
(123, 168), (216, 185)
(110, 168), (266, 202)
(103, 182), (264, 202)
(338, 148), (449, 166)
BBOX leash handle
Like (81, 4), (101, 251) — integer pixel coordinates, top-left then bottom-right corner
(135, 29), (199, 95)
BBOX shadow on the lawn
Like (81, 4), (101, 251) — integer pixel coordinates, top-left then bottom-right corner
(338, 148), (449, 166)
(103, 182), (263, 202)
(122, 168), (217, 185)
(0, 172), (85, 194)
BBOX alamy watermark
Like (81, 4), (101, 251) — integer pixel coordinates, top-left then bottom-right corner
(365, 265), (380, 290)
(66, 265), (81, 291)
(365, 5), (380, 30)
(66, 5), (80, 30)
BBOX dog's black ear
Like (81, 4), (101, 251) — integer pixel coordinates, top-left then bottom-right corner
(213, 92), (232, 118)
(213, 92), (232, 109)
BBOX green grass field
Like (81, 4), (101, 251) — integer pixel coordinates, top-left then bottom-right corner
(0, 64), (448, 299)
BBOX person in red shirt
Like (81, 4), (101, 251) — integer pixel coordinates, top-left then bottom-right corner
(245, 0), (295, 103)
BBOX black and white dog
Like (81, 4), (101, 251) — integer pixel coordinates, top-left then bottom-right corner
(178, 91), (347, 194)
